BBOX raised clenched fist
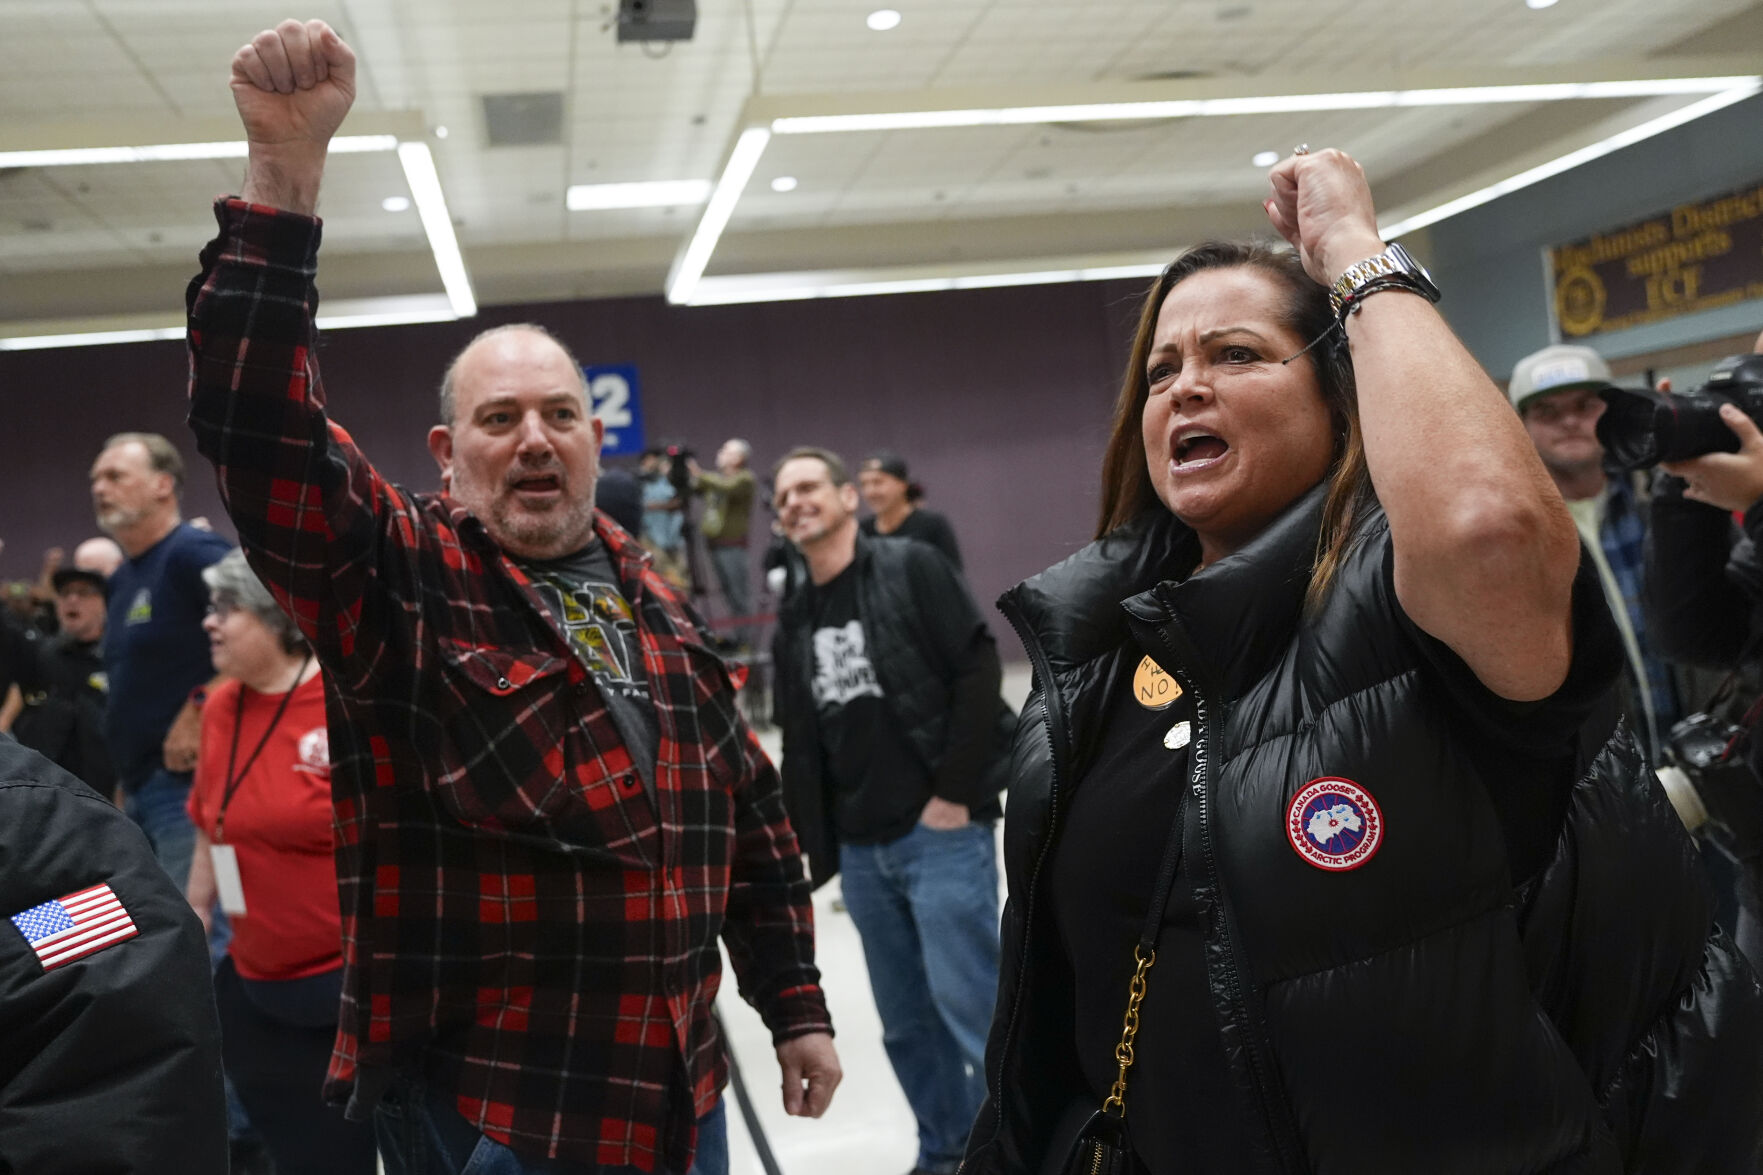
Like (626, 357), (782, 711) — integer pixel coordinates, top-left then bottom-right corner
(1261, 147), (1385, 289)
(230, 19), (356, 158)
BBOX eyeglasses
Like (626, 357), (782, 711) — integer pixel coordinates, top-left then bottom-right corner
(205, 600), (242, 619)
(1524, 392), (1605, 426)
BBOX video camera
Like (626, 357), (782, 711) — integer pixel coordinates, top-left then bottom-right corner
(1596, 353), (1763, 472)
(663, 443), (695, 496)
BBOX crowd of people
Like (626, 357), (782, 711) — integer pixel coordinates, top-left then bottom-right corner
(7, 15), (1763, 1175)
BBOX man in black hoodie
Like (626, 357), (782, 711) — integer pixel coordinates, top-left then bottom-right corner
(772, 446), (1013, 1175)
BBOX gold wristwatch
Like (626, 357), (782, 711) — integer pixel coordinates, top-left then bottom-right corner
(1328, 242), (1440, 319)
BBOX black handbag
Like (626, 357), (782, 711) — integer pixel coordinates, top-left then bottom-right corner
(1041, 1101), (1134, 1175)
(1039, 794), (1186, 1175)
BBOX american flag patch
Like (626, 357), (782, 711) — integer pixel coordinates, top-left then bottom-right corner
(8, 883), (139, 972)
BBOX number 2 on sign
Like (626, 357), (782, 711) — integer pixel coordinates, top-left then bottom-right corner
(590, 373), (633, 429)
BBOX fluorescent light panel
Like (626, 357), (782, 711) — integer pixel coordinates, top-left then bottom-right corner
(316, 309), (456, 330)
(769, 76), (1760, 134)
(0, 326), (186, 350)
(0, 131), (474, 328)
(1380, 81), (1763, 239)
(673, 75), (1759, 306)
(688, 262), (1166, 306)
(566, 179), (712, 210)
(0, 295), (460, 350)
(666, 126), (773, 305)
(396, 141), (476, 318)
(0, 134), (397, 169)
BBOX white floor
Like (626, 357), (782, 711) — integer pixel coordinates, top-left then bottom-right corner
(714, 665), (1033, 1175)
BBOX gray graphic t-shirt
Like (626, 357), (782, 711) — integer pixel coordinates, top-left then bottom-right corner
(519, 541), (660, 785)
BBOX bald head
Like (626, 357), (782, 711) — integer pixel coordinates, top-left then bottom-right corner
(73, 536), (124, 578)
(439, 323), (589, 428)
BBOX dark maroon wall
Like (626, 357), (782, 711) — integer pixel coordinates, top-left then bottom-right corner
(0, 278), (1150, 655)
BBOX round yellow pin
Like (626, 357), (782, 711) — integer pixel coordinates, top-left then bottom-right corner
(1132, 655), (1183, 711)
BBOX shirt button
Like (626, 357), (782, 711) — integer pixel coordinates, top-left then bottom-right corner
(622, 776), (641, 791)
(496, 677), (511, 690)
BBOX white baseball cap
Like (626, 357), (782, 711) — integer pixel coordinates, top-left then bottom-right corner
(1507, 344), (1617, 413)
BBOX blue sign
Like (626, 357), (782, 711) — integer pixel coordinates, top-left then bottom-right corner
(585, 364), (646, 457)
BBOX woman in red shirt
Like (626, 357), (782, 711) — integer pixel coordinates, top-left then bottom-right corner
(185, 550), (377, 1175)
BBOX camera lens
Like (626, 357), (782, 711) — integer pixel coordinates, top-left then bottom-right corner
(1595, 388), (1672, 472)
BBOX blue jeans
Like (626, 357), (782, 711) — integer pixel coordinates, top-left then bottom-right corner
(375, 1076), (726, 1175)
(840, 821), (1001, 1175)
(123, 766), (198, 891)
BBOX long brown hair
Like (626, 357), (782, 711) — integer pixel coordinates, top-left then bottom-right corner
(1095, 241), (1373, 609)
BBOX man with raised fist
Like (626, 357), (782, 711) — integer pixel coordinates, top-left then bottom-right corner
(187, 20), (840, 1175)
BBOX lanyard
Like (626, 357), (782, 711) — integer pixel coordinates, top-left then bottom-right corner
(214, 651), (312, 843)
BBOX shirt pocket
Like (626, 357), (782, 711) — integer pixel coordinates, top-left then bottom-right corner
(433, 639), (652, 860)
(442, 641), (566, 697)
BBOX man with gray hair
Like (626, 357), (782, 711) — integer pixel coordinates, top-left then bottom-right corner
(89, 430), (231, 885)
(186, 20), (838, 1175)
(691, 439), (758, 648)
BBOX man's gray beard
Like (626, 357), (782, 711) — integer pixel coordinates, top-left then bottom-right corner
(94, 505), (144, 536)
(456, 471), (597, 558)
(489, 500), (596, 556)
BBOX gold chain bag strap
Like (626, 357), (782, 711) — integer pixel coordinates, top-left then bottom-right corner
(1041, 788), (1188, 1175)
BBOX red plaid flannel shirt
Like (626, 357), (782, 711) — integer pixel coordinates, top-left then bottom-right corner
(186, 199), (830, 1172)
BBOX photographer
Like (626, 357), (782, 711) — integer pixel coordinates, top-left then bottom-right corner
(1641, 330), (1763, 972)
(690, 440), (758, 648)
(1645, 334), (1763, 686)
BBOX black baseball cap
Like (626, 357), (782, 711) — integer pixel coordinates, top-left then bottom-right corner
(52, 567), (108, 595)
(861, 451), (910, 481)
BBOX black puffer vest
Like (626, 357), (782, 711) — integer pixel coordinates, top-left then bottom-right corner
(963, 487), (1763, 1174)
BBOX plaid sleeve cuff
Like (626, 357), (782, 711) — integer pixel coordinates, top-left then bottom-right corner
(207, 196), (325, 276)
(762, 984), (834, 1046)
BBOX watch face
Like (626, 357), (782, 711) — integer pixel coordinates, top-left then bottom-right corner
(1385, 243), (1440, 298)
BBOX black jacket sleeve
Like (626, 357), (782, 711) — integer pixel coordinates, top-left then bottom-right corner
(919, 511), (964, 573)
(904, 546), (1008, 808)
(1645, 477), (1763, 670)
(0, 737), (228, 1175)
